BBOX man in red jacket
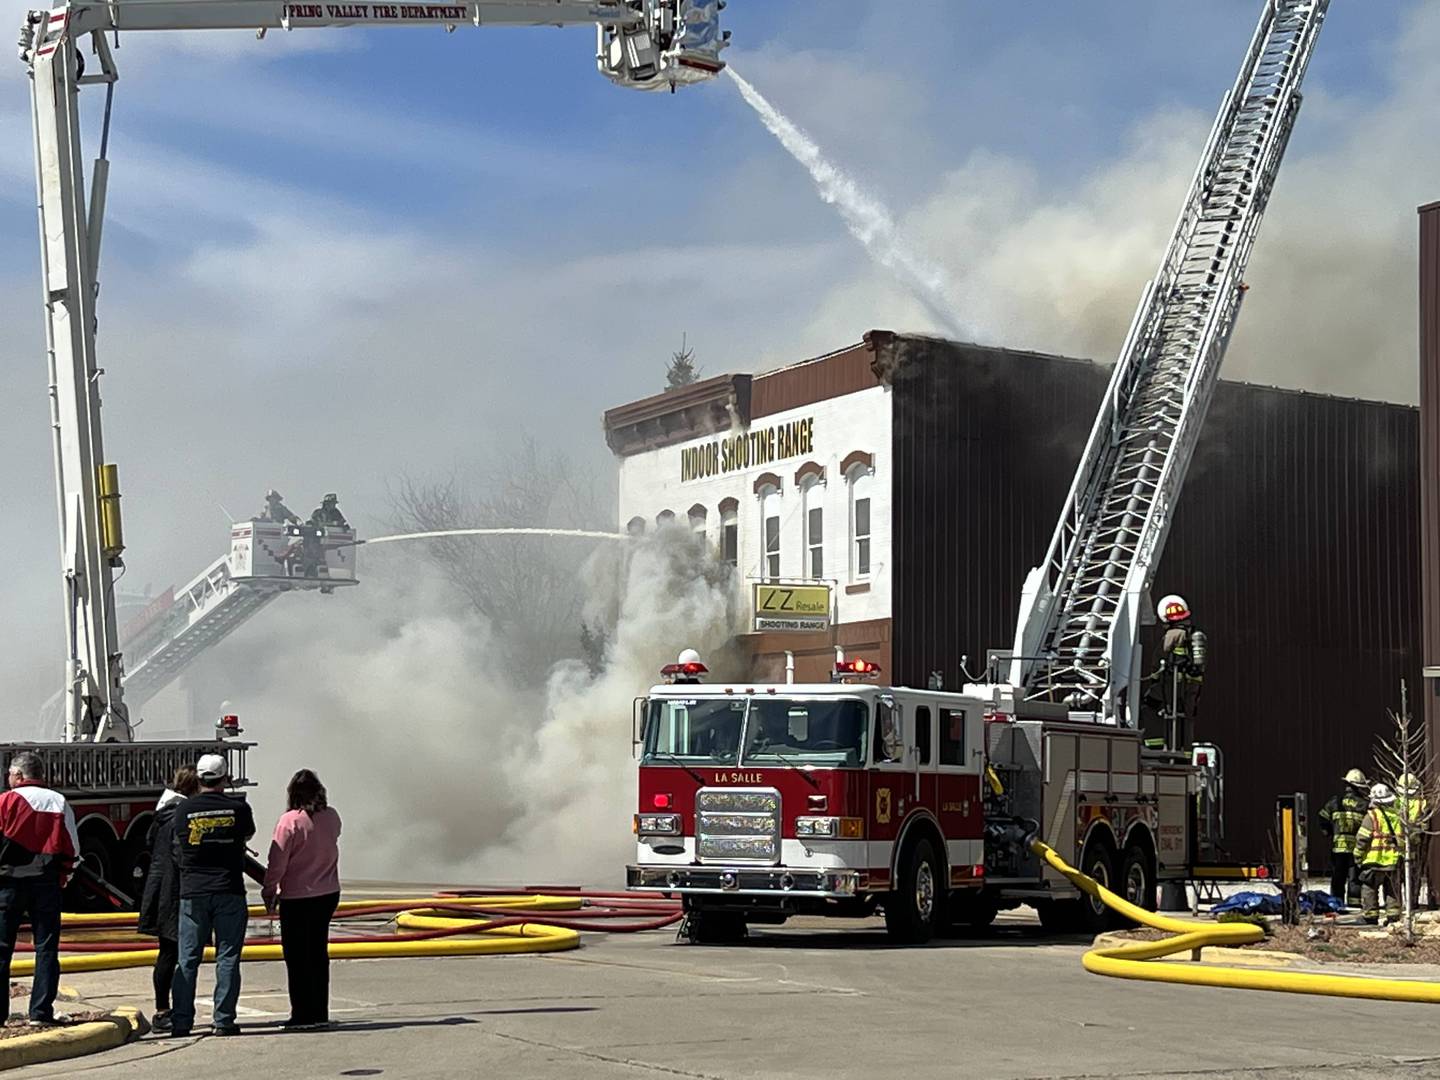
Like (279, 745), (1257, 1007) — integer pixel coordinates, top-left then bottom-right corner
(0, 752), (79, 1026)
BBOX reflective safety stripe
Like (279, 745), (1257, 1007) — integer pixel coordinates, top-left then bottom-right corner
(1323, 793), (1367, 853)
(1357, 809), (1402, 869)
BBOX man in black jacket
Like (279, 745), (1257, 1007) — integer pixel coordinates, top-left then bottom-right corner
(169, 754), (254, 1038)
(137, 766), (199, 1034)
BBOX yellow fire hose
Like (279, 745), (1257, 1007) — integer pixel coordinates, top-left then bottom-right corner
(12, 895), (584, 976)
(1033, 840), (1440, 1003)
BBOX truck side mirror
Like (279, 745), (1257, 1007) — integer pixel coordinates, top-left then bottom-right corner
(632, 697), (648, 759)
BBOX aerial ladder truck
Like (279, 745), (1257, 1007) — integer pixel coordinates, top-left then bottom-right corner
(626, 0), (1327, 942)
(16, 0), (726, 901)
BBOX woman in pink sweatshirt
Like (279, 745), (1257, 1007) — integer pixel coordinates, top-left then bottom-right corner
(262, 770), (341, 1030)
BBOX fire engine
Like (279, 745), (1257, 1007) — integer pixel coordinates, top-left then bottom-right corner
(626, 0), (1328, 943)
(15, 0), (725, 904)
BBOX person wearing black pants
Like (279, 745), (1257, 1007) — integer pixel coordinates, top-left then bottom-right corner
(263, 769), (343, 1031)
(279, 892), (340, 1025)
(137, 766), (200, 1033)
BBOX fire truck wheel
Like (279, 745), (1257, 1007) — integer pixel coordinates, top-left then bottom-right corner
(885, 837), (943, 944)
(1076, 840), (1117, 934)
(1112, 845), (1158, 928)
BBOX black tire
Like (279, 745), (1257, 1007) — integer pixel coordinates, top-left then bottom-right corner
(1113, 845), (1157, 928)
(64, 832), (120, 912)
(885, 837), (944, 944)
(1076, 839), (1118, 934)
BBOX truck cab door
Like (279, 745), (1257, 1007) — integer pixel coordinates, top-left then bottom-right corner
(866, 695), (908, 888)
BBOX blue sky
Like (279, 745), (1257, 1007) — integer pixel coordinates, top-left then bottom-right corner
(0, 0), (1435, 716)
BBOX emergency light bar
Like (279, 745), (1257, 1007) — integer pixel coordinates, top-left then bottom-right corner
(661, 661), (708, 677)
(832, 659), (880, 681)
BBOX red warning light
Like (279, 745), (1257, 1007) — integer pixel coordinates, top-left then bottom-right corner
(834, 659), (881, 676)
(660, 662), (709, 677)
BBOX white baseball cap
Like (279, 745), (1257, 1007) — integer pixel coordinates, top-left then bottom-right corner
(196, 753), (229, 783)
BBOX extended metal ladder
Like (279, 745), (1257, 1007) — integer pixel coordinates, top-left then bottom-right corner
(1011, 0), (1329, 724)
(122, 556), (281, 707)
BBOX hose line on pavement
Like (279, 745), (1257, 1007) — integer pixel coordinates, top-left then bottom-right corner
(1032, 840), (1440, 1004)
(11, 891), (683, 976)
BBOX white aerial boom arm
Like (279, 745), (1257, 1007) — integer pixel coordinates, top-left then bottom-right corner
(18, 0), (726, 744)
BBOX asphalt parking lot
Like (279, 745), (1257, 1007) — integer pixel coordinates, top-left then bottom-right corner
(18, 908), (1440, 1080)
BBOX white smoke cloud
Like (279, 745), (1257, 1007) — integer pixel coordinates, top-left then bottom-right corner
(224, 529), (741, 885)
(797, 4), (1440, 404)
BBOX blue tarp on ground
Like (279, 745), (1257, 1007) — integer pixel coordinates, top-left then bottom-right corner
(1210, 890), (1346, 915)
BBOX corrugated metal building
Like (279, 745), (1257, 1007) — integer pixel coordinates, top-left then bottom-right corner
(1421, 200), (1440, 886)
(875, 333), (1420, 867)
(608, 332), (1422, 866)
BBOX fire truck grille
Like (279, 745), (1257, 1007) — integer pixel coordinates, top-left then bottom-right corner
(696, 788), (780, 864)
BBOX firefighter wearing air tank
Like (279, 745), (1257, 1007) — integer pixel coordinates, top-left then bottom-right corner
(1354, 783), (1402, 924)
(1318, 768), (1368, 904)
(1147, 594), (1207, 730)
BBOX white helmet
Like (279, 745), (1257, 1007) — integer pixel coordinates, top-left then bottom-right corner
(1157, 594), (1191, 623)
(1397, 772), (1421, 797)
(1370, 783), (1396, 806)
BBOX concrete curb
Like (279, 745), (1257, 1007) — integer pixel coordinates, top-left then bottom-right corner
(0, 1006), (148, 1073)
(1092, 932), (1303, 968)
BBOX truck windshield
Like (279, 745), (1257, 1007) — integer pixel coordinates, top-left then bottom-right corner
(643, 698), (747, 763)
(741, 699), (868, 768)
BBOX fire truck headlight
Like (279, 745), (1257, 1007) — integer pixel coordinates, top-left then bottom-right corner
(796, 817), (864, 839)
(635, 813), (682, 836)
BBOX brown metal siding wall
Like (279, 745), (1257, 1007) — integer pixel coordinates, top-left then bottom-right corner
(750, 343), (880, 419)
(1422, 201), (1440, 889)
(890, 338), (1421, 865)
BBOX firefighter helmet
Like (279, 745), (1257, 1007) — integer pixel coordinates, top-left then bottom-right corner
(1344, 768), (1369, 787)
(323, 492), (339, 504)
(1370, 783), (1396, 806)
(1157, 594), (1191, 623)
(1397, 772), (1421, 796)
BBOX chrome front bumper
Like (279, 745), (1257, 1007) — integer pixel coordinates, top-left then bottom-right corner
(626, 864), (860, 898)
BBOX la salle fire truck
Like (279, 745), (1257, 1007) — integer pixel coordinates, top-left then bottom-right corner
(628, 658), (1207, 943)
(627, 0), (1327, 943)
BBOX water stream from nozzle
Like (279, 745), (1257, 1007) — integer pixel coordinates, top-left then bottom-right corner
(359, 528), (627, 547)
(726, 67), (966, 339)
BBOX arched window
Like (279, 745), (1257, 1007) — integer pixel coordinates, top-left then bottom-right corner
(626, 516), (646, 536)
(845, 456), (875, 581)
(687, 504), (707, 537)
(799, 473), (824, 580)
(718, 497), (739, 567)
(757, 482), (781, 581)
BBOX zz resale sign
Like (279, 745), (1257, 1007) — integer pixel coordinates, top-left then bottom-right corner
(753, 584), (831, 632)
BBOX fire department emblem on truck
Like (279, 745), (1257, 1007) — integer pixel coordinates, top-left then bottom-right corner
(876, 787), (892, 824)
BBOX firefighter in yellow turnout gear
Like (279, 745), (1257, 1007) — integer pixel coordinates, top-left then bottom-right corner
(1396, 772), (1432, 909)
(1318, 768), (1368, 905)
(1354, 783), (1402, 924)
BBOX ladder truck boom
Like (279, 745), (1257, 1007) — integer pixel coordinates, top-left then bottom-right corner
(1008, 0), (1328, 726)
(18, 0), (726, 745)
